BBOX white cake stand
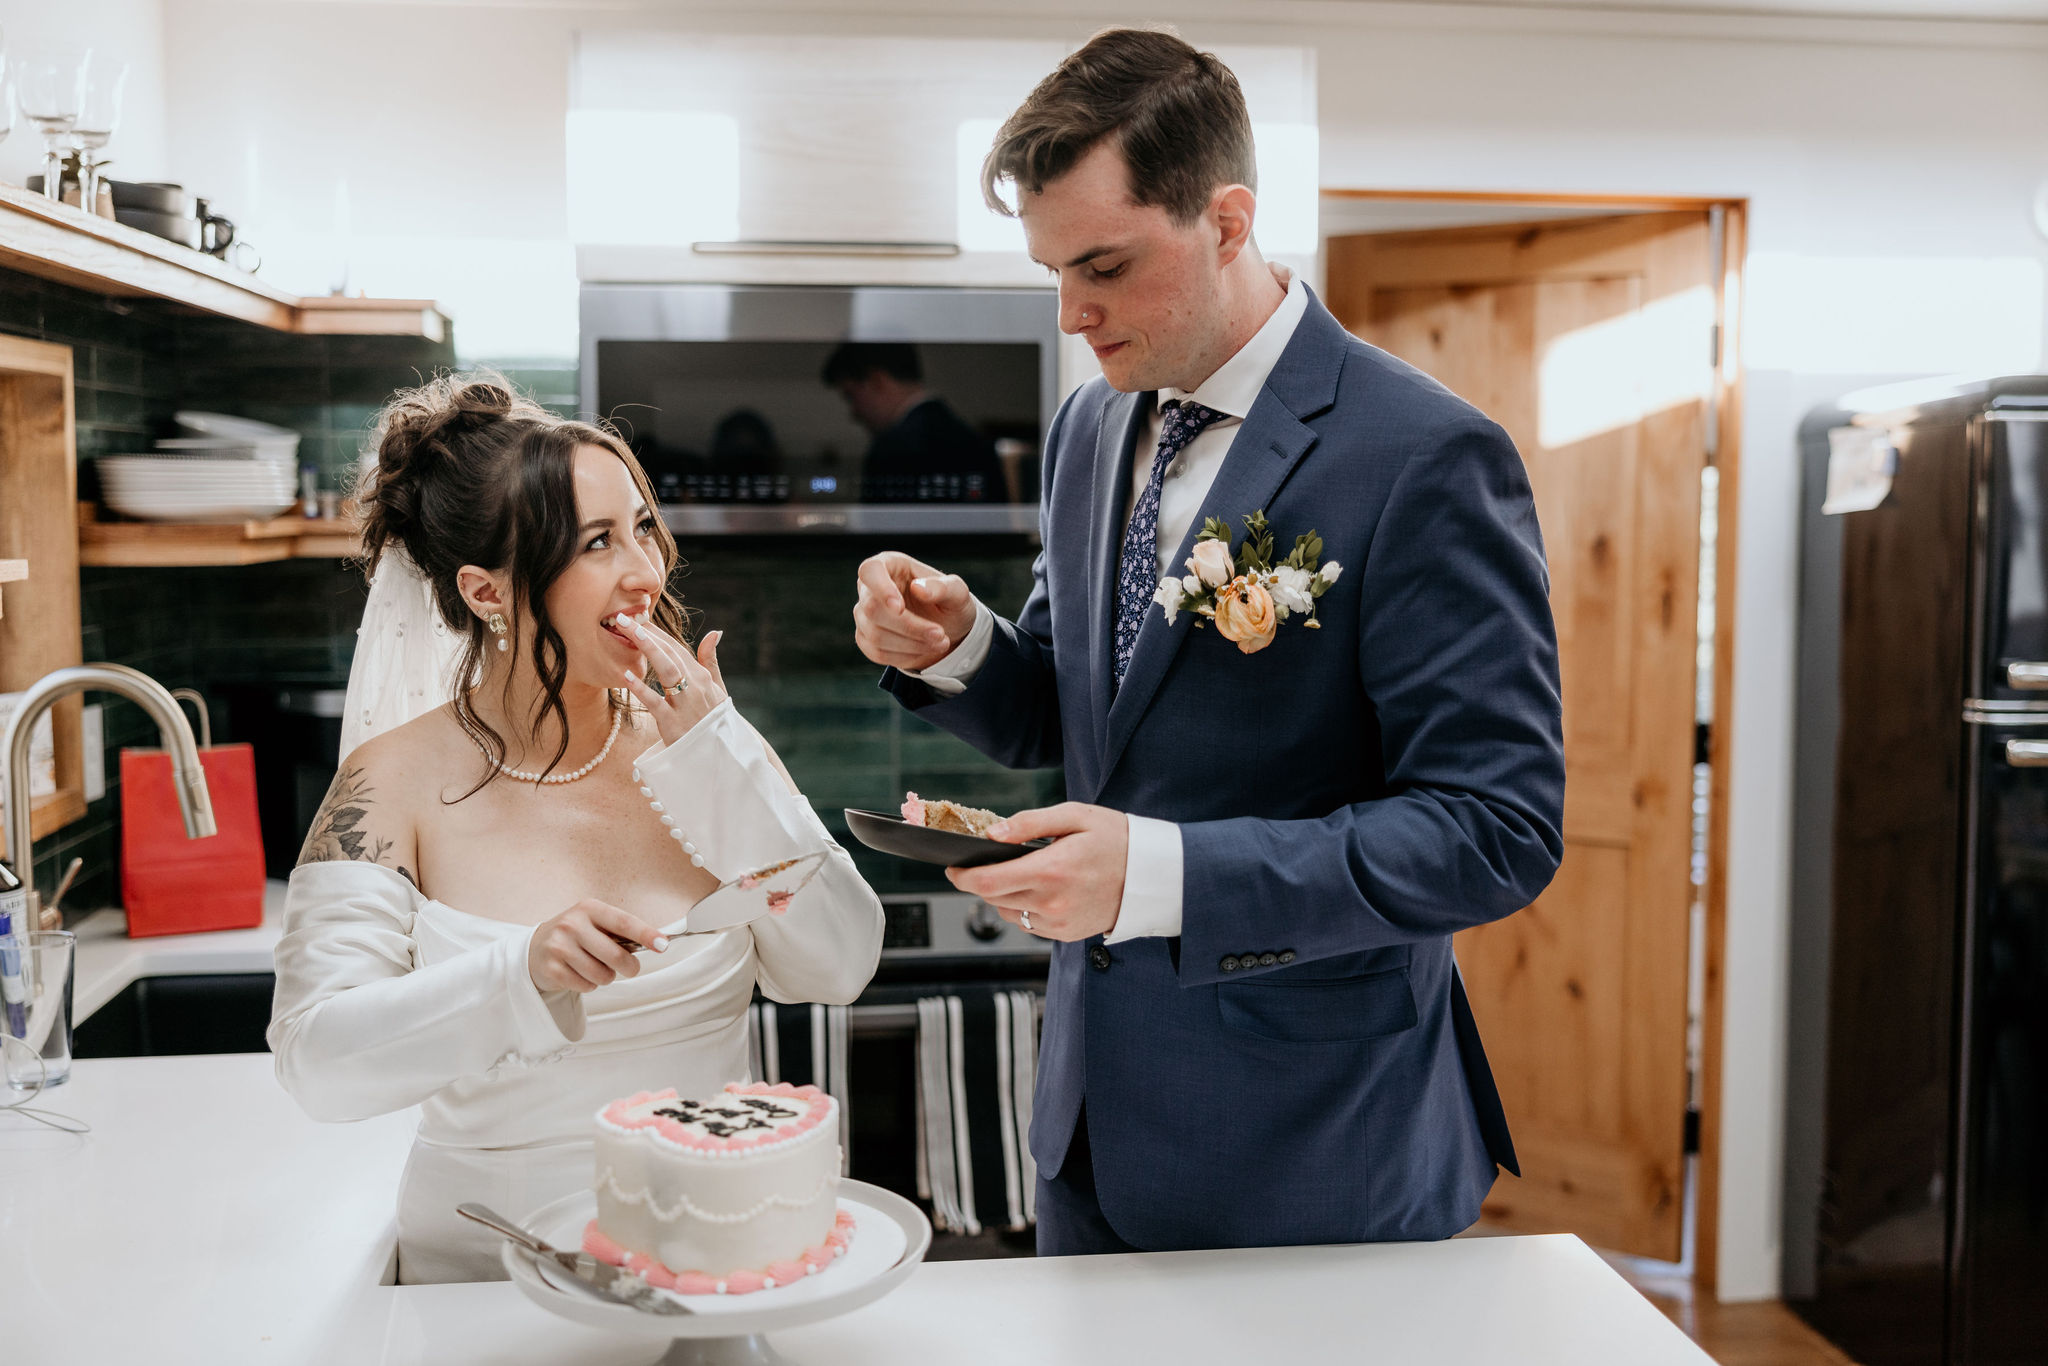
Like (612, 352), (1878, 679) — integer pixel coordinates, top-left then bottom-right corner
(503, 1180), (932, 1366)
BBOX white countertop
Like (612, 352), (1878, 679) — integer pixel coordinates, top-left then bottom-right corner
(67, 880), (288, 1021)
(6, 916), (1715, 1366)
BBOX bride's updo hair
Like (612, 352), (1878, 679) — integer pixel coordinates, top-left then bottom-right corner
(356, 371), (687, 787)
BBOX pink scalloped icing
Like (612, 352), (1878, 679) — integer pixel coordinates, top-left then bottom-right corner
(599, 1083), (832, 1153)
(582, 1208), (858, 1297)
(901, 792), (926, 826)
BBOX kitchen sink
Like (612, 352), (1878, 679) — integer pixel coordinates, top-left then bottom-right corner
(72, 973), (275, 1057)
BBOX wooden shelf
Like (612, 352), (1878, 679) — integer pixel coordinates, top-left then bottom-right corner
(0, 558), (23, 618)
(0, 184), (447, 340)
(77, 505), (363, 566)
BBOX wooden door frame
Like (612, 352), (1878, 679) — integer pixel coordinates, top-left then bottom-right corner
(1321, 187), (1749, 1298)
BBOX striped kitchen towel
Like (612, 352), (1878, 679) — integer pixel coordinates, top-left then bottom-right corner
(915, 989), (1042, 1236)
(746, 1001), (851, 1174)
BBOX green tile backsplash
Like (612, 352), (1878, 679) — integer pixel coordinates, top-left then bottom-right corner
(0, 265), (1053, 915)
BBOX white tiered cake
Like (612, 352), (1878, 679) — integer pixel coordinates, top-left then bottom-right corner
(582, 1082), (854, 1295)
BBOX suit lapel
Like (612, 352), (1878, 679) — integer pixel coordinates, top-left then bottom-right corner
(1088, 389), (1151, 752)
(1097, 291), (1351, 783)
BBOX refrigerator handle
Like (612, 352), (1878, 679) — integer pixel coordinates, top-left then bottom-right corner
(2006, 661), (2048, 688)
(2004, 739), (2048, 767)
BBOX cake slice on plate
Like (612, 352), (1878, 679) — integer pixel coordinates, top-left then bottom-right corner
(900, 791), (1003, 838)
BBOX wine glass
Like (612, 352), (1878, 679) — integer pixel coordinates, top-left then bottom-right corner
(15, 47), (87, 203)
(71, 58), (124, 215)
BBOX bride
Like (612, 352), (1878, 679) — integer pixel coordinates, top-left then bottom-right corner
(266, 375), (883, 1283)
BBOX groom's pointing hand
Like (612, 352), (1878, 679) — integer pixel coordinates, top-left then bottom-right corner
(946, 802), (1129, 942)
(854, 551), (978, 672)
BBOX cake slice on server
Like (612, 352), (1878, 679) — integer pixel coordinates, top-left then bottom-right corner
(583, 1082), (855, 1295)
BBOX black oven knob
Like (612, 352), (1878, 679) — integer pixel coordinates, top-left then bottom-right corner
(966, 902), (1007, 942)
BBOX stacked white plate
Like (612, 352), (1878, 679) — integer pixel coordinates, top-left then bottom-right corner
(174, 410), (303, 462)
(97, 411), (305, 522)
(98, 454), (299, 522)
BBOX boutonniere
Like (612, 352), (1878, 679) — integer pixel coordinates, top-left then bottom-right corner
(1151, 510), (1343, 655)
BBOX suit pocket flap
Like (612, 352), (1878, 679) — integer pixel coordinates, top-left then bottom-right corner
(1216, 968), (1418, 1044)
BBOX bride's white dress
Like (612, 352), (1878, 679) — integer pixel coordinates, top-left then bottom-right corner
(267, 700), (884, 1283)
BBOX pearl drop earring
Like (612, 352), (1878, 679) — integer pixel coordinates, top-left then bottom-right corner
(487, 611), (509, 652)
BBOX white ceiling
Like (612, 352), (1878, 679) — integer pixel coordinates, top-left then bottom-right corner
(1323, 0), (2048, 19)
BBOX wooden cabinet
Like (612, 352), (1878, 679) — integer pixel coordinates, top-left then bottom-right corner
(0, 335), (86, 862)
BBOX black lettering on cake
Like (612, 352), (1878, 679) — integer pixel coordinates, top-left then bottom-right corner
(652, 1096), (803, 1136)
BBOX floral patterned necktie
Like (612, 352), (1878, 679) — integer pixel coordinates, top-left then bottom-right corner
(1112, 399), (1227, 690)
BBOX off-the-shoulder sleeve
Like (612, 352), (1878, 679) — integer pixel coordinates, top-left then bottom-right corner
(631, 700), (883, 1006)
(267, 862), (583, 1123)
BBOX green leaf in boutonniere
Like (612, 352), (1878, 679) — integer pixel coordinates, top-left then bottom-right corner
(1198, 517), (1232, 544)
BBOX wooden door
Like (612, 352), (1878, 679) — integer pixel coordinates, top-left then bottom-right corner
(1327, 212), (1714, 1261)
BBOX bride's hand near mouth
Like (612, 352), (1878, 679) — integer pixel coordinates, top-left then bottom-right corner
(618, 616), (730, 747)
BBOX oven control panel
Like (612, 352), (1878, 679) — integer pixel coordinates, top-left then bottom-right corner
(879, 893), (1050, 959)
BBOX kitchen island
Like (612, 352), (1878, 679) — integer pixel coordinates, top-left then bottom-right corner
(2, 1044), (1715, 1365)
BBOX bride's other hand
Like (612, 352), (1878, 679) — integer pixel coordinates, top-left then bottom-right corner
(621, 621), (729, 747)
(528, 899), (669, 993)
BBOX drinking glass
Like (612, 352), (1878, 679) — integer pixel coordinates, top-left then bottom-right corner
(14, 47), (86, 203)
(1, 930), (75, 1090)
(71, 58), (124, 216)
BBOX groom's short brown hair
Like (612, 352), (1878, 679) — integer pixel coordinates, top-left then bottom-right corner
(981, 27), (1256, 225)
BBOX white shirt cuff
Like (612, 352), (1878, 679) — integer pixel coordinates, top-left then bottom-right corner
(1104, 814), (1184, 943)
(901, 600), (995, 698)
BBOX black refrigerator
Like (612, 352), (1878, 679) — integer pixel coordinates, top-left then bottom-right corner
(1787, 377), (2048, 1366)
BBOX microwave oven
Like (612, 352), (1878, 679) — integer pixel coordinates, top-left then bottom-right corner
(581, 284), (1060, 535)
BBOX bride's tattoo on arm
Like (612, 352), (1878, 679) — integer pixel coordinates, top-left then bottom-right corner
(298, 765), (417, 886)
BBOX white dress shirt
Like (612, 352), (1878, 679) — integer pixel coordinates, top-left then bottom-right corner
(909, 271), (1311, 942)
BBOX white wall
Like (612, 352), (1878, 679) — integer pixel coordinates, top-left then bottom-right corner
(0, 0), (170, 188)
(140, 0), (2048, 1301)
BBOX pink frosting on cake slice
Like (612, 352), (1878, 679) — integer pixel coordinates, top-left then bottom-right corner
(901, 792), (926, 826)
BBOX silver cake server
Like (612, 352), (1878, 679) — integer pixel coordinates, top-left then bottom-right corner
(457, 1202), (693, 1316)
(605, 850), (831, 952)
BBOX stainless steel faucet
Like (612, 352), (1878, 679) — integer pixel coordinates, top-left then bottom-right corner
(2, 664), (217, 929)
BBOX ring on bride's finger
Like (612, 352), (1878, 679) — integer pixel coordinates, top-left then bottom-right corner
(662, 679), (690, 697)
(1021, 910), (1032, 931)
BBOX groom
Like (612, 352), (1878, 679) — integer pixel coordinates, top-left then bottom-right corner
(853, 28), (1565, 1255)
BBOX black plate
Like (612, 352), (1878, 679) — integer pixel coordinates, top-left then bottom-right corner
(843, 808), (1052, 868)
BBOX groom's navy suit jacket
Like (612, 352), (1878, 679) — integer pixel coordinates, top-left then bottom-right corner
(881, 291), (1565, 1249)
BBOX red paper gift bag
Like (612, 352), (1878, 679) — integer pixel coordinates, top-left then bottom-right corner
(119, 690), (265, 937)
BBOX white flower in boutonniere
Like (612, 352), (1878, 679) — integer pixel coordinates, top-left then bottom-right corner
(1152, 510), (1343, 652)
(1152, 579), (1182, 626)
(1270, 565), (1316, 616)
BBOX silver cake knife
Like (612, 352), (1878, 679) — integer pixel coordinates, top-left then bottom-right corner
(457, 1202), (693, 1316)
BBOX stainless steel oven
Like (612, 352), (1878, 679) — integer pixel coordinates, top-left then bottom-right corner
(581, 284), (1059, 536)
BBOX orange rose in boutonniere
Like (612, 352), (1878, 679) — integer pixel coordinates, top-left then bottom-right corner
(1212, 576), (1279, 654)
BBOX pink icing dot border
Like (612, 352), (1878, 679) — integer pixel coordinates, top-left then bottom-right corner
(582, 1207), (857, 1297)
(600, 1082), (832, 1154)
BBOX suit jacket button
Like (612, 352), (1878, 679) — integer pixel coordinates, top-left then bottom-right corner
(1220, 956), (1240, 972)
(1089, 945), (1113, 970)
(1259, 952), (1278, 966)
(1277, 950), (1296, 964)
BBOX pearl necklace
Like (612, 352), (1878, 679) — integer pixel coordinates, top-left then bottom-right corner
(481, 708), (624, 785)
